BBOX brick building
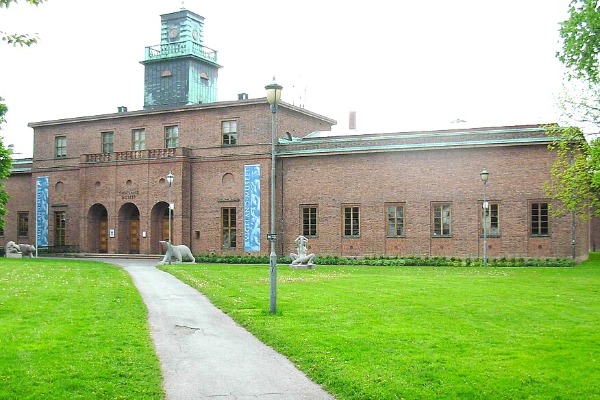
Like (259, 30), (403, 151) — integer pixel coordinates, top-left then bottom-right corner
(0, 7), (590, 261)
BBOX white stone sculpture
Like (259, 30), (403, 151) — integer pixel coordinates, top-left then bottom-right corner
(290, 235), (316, 269)
(5, 241), (22, 258)
(159, 240), (195, 264)
(18, 243), (36, 258)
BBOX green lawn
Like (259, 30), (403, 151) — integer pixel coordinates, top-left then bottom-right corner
(162, 256), (600, 400)
(0, 258), (163, 400)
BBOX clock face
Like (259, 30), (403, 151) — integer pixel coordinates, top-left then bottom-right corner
(169, 27), (179, 39)
(192, 30), (198, 40)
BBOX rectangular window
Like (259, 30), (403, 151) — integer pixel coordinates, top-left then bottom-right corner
(101, 131), (114, 153)
(55, 136), (67, 158)
(432, 203), (451, 237)
(54, 211), (66, 246)
(222, 120), (237, 145)
(482, 202), (500, 237)
(387, 204), (405, 237)
(302, 206), (317, 237)
(531, 202), (549, 235)
(165, 125), (179, 148)
(0, 226), (4, 236)
(222, 207), (237, 248)
(343, 206), (360, 237)
(18, 212), (29, 237)
(132, 128), (146, 150)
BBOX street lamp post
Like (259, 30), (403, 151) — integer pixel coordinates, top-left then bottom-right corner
(265, 77), (282, 314)
(166, 171), (174, 265)
(480, 168), (489, 268)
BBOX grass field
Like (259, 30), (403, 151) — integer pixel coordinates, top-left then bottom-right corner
(162, 256), (600, 400)
(0, 258), (163, 400)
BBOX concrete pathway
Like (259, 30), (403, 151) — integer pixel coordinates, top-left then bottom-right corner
(98, 258), (334, 400)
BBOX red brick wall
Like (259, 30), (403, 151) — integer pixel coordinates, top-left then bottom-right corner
(6, 106), (589, 261)
(279, 144), (588, 260)
(2, 172), (34, 245)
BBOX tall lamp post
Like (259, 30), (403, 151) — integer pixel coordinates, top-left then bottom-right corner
(265, 77), (282, 314)
(166, 171), (174, 265)
(480, 168), (489, 268)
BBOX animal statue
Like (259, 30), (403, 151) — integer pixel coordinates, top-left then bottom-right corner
(5, 241), (21, 255)
(18, 243), (36, 258)
(159, 240), (195, 264)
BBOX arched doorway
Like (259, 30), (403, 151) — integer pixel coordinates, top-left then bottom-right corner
(87, 203), (108, 253)
(118, 203), (140, 254)
(150, 201), (170, 254)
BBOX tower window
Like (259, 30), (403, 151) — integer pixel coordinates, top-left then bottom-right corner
(165, 125), (179, 148)
(55, 136), (67, 158)
(222, 120), (237, 145)
(132, 128), (146, 150)
(101, 131), (114, 153)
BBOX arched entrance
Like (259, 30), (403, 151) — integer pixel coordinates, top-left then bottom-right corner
(150, 201), (170, 254)
(87, 203), (108, 253)
(118, 203), (140, 254)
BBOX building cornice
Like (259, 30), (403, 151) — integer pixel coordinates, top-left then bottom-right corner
(27, 99), (336, 128)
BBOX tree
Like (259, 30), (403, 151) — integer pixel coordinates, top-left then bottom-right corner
(0, 0), (45, 46)
(0, 98), (11, 230)
(544, 124), (600, 220)
(0, 0), (46, 229)
(557, 0), (600, 85)
(545, 0), (600, 221)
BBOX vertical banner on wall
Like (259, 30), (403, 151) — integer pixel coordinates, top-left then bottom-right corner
(243, 164), (261, 252)
(36, 176), (49, 249)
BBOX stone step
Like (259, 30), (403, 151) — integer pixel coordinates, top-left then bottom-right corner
(54, 253), (163, 260)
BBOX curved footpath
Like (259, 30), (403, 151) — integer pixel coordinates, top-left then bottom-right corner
(97, 258), (334, 400)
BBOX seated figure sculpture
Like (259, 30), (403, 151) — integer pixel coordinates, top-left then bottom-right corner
(5, 241), (21, 257)
(18, 243), (36, 258)
(159, 240), (195, 264)
(290, 235), (316, 268)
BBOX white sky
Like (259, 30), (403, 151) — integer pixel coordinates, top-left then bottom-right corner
(0, 0), (571, 157)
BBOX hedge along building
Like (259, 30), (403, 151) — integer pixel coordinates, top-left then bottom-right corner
(1, 7), (590, 261)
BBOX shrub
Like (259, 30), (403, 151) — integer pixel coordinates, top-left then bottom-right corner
(191, 253), (576, 267)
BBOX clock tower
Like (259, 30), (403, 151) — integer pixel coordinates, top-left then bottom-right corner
(141, 8), (221, 109)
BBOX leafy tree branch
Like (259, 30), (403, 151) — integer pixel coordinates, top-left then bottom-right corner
(544, 124), (600, 220)
(557, 0), (600, 85)
(0, 0), (45, 46)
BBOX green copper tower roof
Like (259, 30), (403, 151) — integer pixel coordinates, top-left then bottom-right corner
(141, 8), (222, 109)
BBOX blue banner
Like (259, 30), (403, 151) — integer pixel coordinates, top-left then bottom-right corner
(243, 165), (261, 252)
(36, 176), (49, 248)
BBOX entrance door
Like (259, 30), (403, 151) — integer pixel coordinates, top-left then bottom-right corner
(162, 208), (170, 241)
(99, 218), (108, 253)
(130, 218), (140, 253)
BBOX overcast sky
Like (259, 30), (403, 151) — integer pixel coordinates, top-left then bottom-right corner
(0, 0), (571, 157)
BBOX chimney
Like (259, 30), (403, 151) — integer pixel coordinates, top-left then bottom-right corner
(117, 106), (128, 113)
(349, 111), (356, 130)
(238, 93), (248, 100)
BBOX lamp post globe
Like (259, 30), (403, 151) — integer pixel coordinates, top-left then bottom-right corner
(265, 77), (282, 314)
